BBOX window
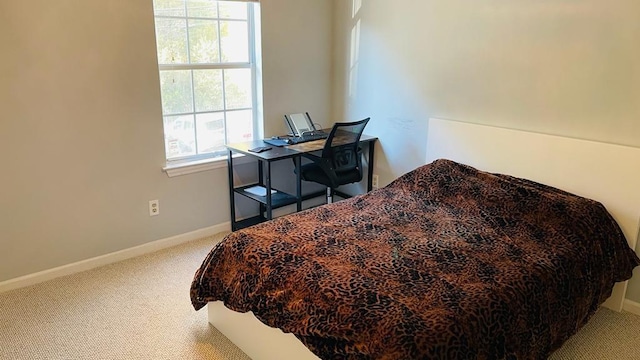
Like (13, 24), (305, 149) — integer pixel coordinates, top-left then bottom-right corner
(152, 0), (261, 162)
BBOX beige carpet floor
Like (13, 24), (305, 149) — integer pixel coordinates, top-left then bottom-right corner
(1, 232), (640, 359)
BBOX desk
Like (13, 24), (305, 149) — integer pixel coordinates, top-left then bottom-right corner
(226, 134), (377, 231)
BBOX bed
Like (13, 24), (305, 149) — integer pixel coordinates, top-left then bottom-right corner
(190, 118), (640, 359)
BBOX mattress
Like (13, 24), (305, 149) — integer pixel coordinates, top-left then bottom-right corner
(191, 159), (639, 359)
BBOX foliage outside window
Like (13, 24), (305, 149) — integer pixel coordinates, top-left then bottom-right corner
(152, 0), (259, 162)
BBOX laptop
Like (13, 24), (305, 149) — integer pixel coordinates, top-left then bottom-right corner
(284, 112), (316, 137)
(263, 113), (328, 147)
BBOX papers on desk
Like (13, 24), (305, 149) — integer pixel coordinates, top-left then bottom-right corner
(245, 186), (277, 197)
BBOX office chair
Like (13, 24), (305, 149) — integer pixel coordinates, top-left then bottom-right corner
(296, 117), (370, 204)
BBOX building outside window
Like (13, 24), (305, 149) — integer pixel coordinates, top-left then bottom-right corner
(152, 0), (261, 162)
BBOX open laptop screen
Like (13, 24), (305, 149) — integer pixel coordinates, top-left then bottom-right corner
(285, 113), (314, 136)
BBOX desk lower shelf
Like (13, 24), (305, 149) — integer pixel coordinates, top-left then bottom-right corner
(234, 184), (298, 208)
(232, 188), (329, 231)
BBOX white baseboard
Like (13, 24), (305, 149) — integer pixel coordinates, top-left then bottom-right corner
(0, 222), (231, 294)
(622, 299), (640, 316)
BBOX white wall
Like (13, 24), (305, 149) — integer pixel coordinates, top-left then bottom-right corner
(332, 0), (640, 300)
(333, 0), (639, 178)
(0, 0), (332, 283)
(5, 0), (639, 304)
(261, 0), (333, 135)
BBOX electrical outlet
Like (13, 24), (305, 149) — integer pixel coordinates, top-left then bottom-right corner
(372, 174), (379, 189)
(149, 199), (159, 216)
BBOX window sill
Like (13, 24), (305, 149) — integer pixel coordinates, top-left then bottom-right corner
(162, 154), (255, 178)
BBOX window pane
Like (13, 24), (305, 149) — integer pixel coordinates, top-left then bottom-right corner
(188, 19), (220, 63)
(164, 115), (196, 159)
(224, 69), (252, 109)
(196, 113), (225, 154)
(154, 0), (185, 17)
(186, 0), (217, 18)
(159, 70), (194, 114)
(219, 2), (247, 20)
(193, 69), (224, 112)
(154, 1), (259, 161)
(220, 21), (249, 62)
(226, 110), (253, 143)
(155, 18), (188, 64)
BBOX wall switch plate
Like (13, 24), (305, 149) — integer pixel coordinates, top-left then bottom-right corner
(149, 199), (159, 216)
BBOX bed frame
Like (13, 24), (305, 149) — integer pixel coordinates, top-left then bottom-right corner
(208, 118), (640, 359)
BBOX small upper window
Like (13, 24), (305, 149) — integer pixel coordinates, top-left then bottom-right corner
(152, 0), (261, 162)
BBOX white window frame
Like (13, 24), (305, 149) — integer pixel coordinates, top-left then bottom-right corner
(153, 1), (262, 176)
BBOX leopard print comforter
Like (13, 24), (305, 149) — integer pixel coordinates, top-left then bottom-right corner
(191, 159), (639, 359)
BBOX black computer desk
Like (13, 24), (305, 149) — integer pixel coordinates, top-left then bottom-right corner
(226, 133), (378, 231)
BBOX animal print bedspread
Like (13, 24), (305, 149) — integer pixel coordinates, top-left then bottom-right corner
(191, 159), (639, 359)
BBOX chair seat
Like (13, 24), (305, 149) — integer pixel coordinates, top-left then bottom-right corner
(298, 163), (362, 188)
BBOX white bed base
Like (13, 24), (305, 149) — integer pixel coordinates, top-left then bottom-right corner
(208, 301), (320, 360)
(208, 118), (640, 359)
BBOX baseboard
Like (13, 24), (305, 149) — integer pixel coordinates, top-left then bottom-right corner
(622, 299), (640, 316)
(0, 222), (231, 294)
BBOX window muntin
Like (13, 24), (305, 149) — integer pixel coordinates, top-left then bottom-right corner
(153, 0), (258, 161)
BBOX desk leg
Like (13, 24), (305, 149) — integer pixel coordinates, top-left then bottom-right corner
(258, 160), (265, 217)
(295, 156), (302, 212)
(265, 161), (272, 220)
(367, 142), (375, 192)
(227, 150), (237, 231)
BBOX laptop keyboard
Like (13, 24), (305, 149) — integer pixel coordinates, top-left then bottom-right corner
(288, 132), (328, 144)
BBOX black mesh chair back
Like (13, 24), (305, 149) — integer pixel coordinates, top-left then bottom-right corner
(297, 117), (370, 203)
(321, 118), (370, 180)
